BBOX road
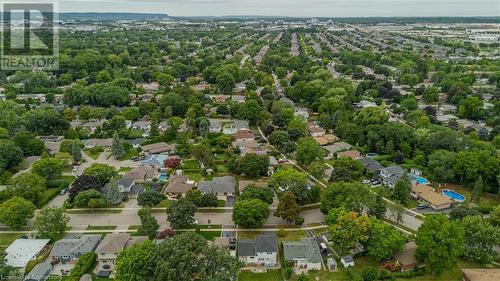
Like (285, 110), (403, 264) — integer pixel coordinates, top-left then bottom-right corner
(67, 208), (325, 228)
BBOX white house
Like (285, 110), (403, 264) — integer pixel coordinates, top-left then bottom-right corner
(238, 235), (278, 267)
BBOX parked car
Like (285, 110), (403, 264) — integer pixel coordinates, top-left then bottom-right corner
(362, 179), (371, 184)
(417, 204), (428, 210)
(278, 158), (288, 163)
(370, 179), (381, 186)
(59, 188), (68, 195)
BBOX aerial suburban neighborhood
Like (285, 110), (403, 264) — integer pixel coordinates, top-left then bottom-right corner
(0, 1), (498, 281)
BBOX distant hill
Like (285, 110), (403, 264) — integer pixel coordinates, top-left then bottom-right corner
(59, 13), (168, 21)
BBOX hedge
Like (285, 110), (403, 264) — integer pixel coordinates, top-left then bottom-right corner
(68, 252), (96, 281)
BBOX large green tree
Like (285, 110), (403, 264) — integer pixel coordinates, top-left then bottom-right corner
(232, 199), (269, 228)
(8, 173), (46, 206)
(83, 163), (117, 186)
(326, 207), (371, 252)
(461, 216), (500, 264)
(416, 215), (464, 275)
(0, 196), (36, 229)
(274, 191), (302, 225)
(166, 197), (197, 229)
(296, 137), (324, 166)
(366, 219), (405, 261)
(115, 240), (155, 281)
(33, 207), (69, 241)
(138, 208), (160, 239)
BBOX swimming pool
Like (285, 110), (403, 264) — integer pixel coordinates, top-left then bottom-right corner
(408, 174), (430, 185)
(158, 173), (168, 182)
(442, 189), (465, 203)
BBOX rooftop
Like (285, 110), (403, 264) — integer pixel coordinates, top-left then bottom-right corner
(5, 239), (50, 268)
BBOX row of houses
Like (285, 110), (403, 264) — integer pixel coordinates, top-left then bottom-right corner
(6, 233), (147, 280)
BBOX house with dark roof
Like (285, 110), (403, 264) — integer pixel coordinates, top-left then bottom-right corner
(359, 158), (383, 175)
(49, 235), (101, 264)
(238, 235), (278, 267)
(24, 262), (52, 281)
(163, 175), (195, 198)
(198, 176), (236, 199)
(95, 234), (147, 278)
(283, 238), (322, 273)
(380, 166), (405, 188)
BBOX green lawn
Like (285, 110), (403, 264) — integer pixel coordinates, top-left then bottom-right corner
(216, 164), (228, 173)
(181, 159), (200, 170)
(47, 175), (75, 188)
(84, 147), (104, 160)
(0, 233), (23, 249)
(198, 231), (222, 241)
(118, 148), (140, 161)
(156, 198), (171, 207)
(238, 269), (283, 281)
(217, 199), (226, 207)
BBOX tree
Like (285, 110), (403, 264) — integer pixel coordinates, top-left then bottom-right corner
(164, 157), (181, 168)
(13, 131), (45, 156)
(326, 207), (371, 251)
(235, 154), (269, 178)
(392, 176), (411, 206)
(69, 175), (100, 200)
(458, 96), (483, 120)
(138, 208), (160, 239)
(112, 134), (126, 159)
(60, 139), (82, 161)
(270, 168), (309, 201)
(33, 207), (69, 241)
(166, 197), (197, 229)
(369, 193), (387, 219)
(274, 191), (302, 225)
(296, 137), (323, 166)
(239, 184), (274, 205)
(238, 100), (262, 124)
(0, 250), (12, 277)
(490, 205), (500, 227)
(104, 179), (123, 205)
(116, 240), (154, 281)
(416, 215), (464, 275)
(308, 161), (327, 180)
(0, 196), (36, 229)
(83, 163), (117, 186)
(200, 193), (218, 207)
(185, 189), (203, 206)
(148, 232), (242, 281)
(269, 130), (289, 148)
(471, 176), (483, 203)
(366, 219), (405, 261)
(8, 173), (46, 206)
(329, 157), (364, 182)
(321, 182), (375, 215)
(31, 158), (64, 179)
(73, 189), (107, 208)
(232, 199), (269, 228)
(449, 206), (482, 221)
(461, 216), (500, 264)
(137, 190), (165, 207)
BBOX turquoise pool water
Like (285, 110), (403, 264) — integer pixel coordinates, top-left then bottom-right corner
(442, 189), (465, 202)
(158, 173), (168, 182)
(408, 174), (430, 185)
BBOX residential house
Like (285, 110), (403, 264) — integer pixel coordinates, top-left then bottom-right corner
(341, 256), (354, 268)
(359, 158), (383, 175)
(124, 138), (145, 149)
(84, 138), (113, 149)
(313, 134), (338, 146)
(198, 176), (236, 199)
(81, 120), (106, 134)
(95, 234), (147, 278)
(102, 178), (143, 200)
(49, 235), (101, 264)
(410, 167), (422, 176)
(208, 119), (250, 135)
(380, 166), (405, 188)
(158, 121), (170, 133)
(141, 142), (176, 155)
(282, 238), (322, 273)
(238, 235), (278, 267)
(24, 262), (52, 281)
(323, 142), (352, 158)
(394, 241), (421, 272)
(336, 150), (363, 160)
(5, 239), (50, 272)
(131, 120), (151, 133)
(232, 139), (259, 156)
(294, 107), (309, 119)
(163, 175), (195, 198)
(309, 127), (326, 137)
(462, 268), (500, 281)
(37, 135), (64, 142)
(140, 82), (159, 93)
(140, 154), (169, 169)
(410, 184), (453, 210)
(355, 100), (377, 108)
(235, 129), (255, 141)
(123, 167), (158, 183)
(231, 95), (246, 103)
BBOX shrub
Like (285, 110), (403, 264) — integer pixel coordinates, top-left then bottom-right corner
(68, 252), (96, 281)
(277, 228), (287, 237)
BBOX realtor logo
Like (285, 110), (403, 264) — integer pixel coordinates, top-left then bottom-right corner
(1, 2), (59, 70)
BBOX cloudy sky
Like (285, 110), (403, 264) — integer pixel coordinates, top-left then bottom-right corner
(8, 0), (500, 17)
